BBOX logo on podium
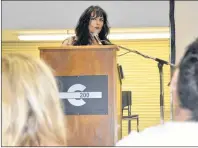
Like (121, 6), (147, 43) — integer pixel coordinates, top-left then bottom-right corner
(56, 75), (108, 115)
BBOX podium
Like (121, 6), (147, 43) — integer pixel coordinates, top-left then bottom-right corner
(39, 45), (122, 146)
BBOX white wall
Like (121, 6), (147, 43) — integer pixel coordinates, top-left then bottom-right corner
(2, 1), (169, 29)
(175, 1), (198, 63)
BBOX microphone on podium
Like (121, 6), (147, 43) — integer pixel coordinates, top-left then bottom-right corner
(92, 31), (102, 45)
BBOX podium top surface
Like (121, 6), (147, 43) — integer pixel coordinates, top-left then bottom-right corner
(38, 45), (119, 51)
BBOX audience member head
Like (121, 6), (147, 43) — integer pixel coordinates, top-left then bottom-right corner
(2, 53), (66, 146)
(171, 38), (198, 121)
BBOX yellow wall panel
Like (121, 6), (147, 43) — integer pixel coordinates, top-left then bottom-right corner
(2, 39), (170, 138)
(2, 42), (60, 57)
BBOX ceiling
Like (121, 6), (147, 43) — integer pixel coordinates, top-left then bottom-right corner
(2, 1), (169, 30)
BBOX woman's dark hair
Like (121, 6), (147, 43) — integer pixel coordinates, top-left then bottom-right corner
(178, 38), (198, 121)
(73, 5), (110, 45)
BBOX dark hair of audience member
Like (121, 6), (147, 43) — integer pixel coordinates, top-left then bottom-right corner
(178, 38), (198, 121)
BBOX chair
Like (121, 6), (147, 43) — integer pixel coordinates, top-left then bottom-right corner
(122, 91), (139, 135)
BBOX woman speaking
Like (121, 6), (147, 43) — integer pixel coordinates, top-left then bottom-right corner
(62, 5), (111, 46)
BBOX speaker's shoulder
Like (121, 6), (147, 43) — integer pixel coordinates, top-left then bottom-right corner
(61, 36), (77, 46)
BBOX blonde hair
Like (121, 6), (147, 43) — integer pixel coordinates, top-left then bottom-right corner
(2, 53), (66, 146)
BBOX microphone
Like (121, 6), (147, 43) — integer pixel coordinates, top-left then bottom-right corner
(101, 40), (175, 67)
(92, 31), (102, 45)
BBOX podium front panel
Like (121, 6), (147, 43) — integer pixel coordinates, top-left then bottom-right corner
(40, 46), (120, 146)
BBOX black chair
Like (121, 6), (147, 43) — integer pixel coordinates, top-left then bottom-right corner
(122, 91), (139, 135)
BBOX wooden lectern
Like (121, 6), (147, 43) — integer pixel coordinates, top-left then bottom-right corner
(39, 45), (122, 146)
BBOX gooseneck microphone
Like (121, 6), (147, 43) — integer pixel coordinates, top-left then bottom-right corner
(91, 31), (102, 45)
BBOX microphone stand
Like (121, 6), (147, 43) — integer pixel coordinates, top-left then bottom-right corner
(119, 45), (175, 124)
(102, 40), (175, 124)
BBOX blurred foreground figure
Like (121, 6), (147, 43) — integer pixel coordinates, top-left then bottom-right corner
(2, 53), (66, 146)
(116, 38), (198, 146)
